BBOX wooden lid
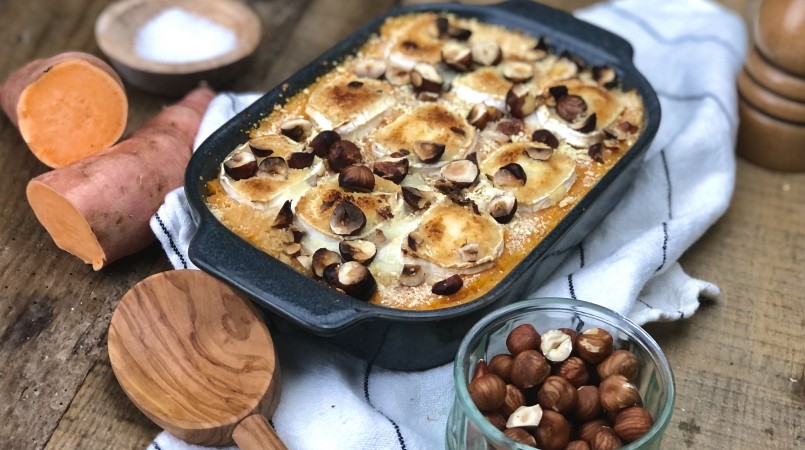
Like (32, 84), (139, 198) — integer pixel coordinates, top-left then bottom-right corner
(737, 98), (805, 172)
(738, 67), (805, 124)
(745, 47), (805, 102)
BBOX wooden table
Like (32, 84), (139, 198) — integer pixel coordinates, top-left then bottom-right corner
(1, 0), (801, 449)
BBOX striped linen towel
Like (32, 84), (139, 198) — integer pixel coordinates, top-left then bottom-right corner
(148, 0), (745, 448)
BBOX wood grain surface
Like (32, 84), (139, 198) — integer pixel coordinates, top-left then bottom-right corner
(1, 1), (802, 450)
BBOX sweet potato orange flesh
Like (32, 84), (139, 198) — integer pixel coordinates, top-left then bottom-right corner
(1, 52), (127, 168)
(26, 86), (214, 270)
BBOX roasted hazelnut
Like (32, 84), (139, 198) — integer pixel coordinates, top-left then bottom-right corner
(559, 328), (579, 341)
(506, 84), (536, 118)
(556, 95), (588, 123)
(588, 142), (604, 163)
(224, 151), (258, 180)
(496, 118), (525, 137)
(468, 373), (506, 412)
(446, 24), (472, 41)
(471, 40), (502, 66)
(458, 242), (481, 263)
(590, 427), (622, 450)
(410, 63), (443, 93)
(473, 360), (490, 380)
(488, 354), (513, 383)
(503, 428), (537, 447)
(398, 264), (425, 287)
(572, 114), (597, 134)
(258, 156), (289, 179)
(592, 65), (618, 89)
(613, 406), (653, 443)
(309, 130), (341, 157)
(354, 57), (387, 79)
(599, 374), (642, 413)
(597, 349), (638, 381)
(407, 230), (424, 252)
(329, 201), (366, 236)
(327, 140), (363, 172)
(441, 41), (473, 71)
(321, 263), (341, 286)
(272, 200), (294, 229)
(483, 412), (507, 431)
(338, 239), (376, 265)
(502, 61), (534, 83)
(280, 118), (312, 142)
(531, 129), (560, 148)
(432, 274), (463, 295)
(247, 136), (276, 157)
(507, 324), (541, 355)
(335, 261), (376, 300)
(493, 163), (527, 188)
(523, 145), (554, 161)
(283, 242), (302, 257)
(511, 350), (550, 389)
(540, 329), (573, 362)
(417, 91), (440, 102)
(506, 404), (543, 429)
(534, 410), (571, 450)
(574, 385), (603, 421)
(500, 384), (526, 417)
(553, 356), (590, 388)
(440, 159), (479, 188)
(287, 151), (315, 169)
(466, 104), (491, 129)
(576, 328), (614, 363)
(338, 164), (375, 192)
(549, 85), (569, 101)
(412, 140), (445, 163)
(373, 158), (409, 184)
(537, 376), (578, 415)
(487, 192), (518, 224)
(384, 64), (410, 86)
(311, 249), (342, 278)
(566, 440), (591, 450)
(401, 186), (433, 210)
(578, 419), (610, 443)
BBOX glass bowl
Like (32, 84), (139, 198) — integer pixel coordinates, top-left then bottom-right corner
(446, 298), (675, 449)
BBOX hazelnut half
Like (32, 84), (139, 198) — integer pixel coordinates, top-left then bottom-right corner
(309, 130), (341, 157)
(399, 264), (425, 287)
(458, 242), (481, 263)
(466, 104), (491, 129)
(373, 158), (409, 184)
(224, 151), (258, 180)
(493, 163), (527, 188)
(540, 329), (573, 362)
(333, 261), (376, 300)
(505, 403), (543, 429)
(488, 192), (518, 224)
(532, 129), (560, 148)
(468, 373), (506, 412)
(327, 140), (363, 172)
(329, 201), (366, 236)
(556, 94), (588, 122)
(401, 186), (433, 210)
(471, 40), (503, 66)
(354, 57), (387, 79)
(410, 63), (443, 93)
(311, 248), (342, 278)
(338, 239), (376, 265)
(440, 159), (479, 188)
(258, 156), (289, 179)
(506, 84), (537, 118)
(247, 136), (276, 157)
(272, 200), (294, 229)
(280, 118), (312, 142)
(287, 151), (315, 169)
(412, 140), (446, 163)
(524, 145), (554, 161)
(534, 410), (571, 450)
(432, 274), (463, 295)
(502, 61), (534, 83)
(441, 41), (473, 71)
(338, 164), (375, 192)
(574, 113), (598, 134)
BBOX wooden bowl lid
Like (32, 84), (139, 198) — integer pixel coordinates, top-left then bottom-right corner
(738, 68), (805, 124)
(745, 47), (805, 102)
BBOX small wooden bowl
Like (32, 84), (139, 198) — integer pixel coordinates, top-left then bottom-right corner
(95, 0), (261, 96)
(737, 98), (805, 171)
(745, 47), (805, 102)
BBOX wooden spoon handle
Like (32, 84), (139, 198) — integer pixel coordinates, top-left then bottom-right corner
(232, 414), (287, 450)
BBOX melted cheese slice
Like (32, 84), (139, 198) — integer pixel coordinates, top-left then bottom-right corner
(373, 103), (476, 168)
(406, 202), (504, 277)
(384, 13), (443, 70)
(480, 142), (577, 211)
(451, 67), (512, 111)
(305, 76), (394, 137)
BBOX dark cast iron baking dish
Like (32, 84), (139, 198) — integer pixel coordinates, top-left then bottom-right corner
(185, 0), (661, 370)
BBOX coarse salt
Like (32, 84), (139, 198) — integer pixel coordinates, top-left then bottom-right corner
(134, 7), (237, 64)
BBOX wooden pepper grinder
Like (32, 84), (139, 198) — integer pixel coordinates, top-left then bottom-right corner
(737, 0), (805, 171)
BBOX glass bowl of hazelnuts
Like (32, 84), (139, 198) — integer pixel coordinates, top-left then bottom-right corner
(446, 298), (674, 450)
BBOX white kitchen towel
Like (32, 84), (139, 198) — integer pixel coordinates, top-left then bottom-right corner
(148, 0), (745, 449)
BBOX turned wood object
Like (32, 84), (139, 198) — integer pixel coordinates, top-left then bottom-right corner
(108, 270), (286, 449)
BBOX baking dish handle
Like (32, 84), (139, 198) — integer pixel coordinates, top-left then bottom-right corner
(493, 0), (635, 62)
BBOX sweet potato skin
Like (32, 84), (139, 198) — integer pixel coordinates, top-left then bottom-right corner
(26, 86), (215, 269)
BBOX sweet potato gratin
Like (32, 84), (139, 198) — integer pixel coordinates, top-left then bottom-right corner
(206, 13), (644, 310)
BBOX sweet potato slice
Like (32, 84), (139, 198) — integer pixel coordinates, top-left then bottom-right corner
(0, 52), (127, 168)
(26, 86), (214, 270)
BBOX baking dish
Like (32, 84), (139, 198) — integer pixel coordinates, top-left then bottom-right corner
(185, 0), (660, 370)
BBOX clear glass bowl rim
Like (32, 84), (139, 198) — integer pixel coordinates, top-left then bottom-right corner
(451, 297), (676, 449)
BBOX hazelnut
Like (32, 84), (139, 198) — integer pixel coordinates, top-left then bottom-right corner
(574, 385), (603, 421)
(496, 118), (524, 137)
(588, 142), (604, 163)
(384, 64), (410, 86)
(592, 65), (618, 89)
(589, 427), (622, 450)
(506, 324), (541, 355)
(329, 201), (366, 236)
(599, 374), (642, 413)
(500, 384), (526, 417)
(471, 40), (502, 66)
(441, 41), (473, 71)
(502, 61), (534, 83)
(373, 158), (409, 184)
(573, 113), (597, 134)
(466, 104), (491, 129)
(272, 200), (294, 229)
(334, 261), (376, 300)
(537, 376), (578, 415)
(417, 91), (440, 102)
(401, 186), (433, 210)
(247, 136), (276, 157)
(487, 192), (518, 224)
(280, 118), (312, 142)
(597, 349), (638, 381)
(540, 329), (573, 362)
(287, 151), (315, 169)
(558, 327), (579, 341)
(468, 373), (506, 412)
(510, 350), (550, 389)
(566, 440), (591, 450)
(506, 84), (536, 118)
(432, 274), (463, 295)
(224, 151), (258, 180)
(493, 163), (527, 188)
(440, 159), (479, 188)
(410, 62), (443, 93)
(488, 354), (514, 383)
(338, 239), (376, 265)
(531, 129), (560, 149)
(311, 249), (342, 278)
(258, 156), (289, 179)
(458, 242), (481, 263)
(483, 412), (507, 431)
(283, 242), (302, 257)
(338, 164), (375, 192)
(309, 130), (341, 157)
(578, 419), (610, 443)
(555, 95), (587, 123)
(576, 328), (614, 363)
(354, 57), (387, 79)
(534, 410), (571, 450)
(473, 359), (490, 380)
(412, 140), (445, 163)
(503, 428), (537, 447)
(327, 140), (363, 172)
(613, 406), (653, 443)
(523, 145), (554, 161)
(505, 403), (543, 429)
(398, 264), (425, 287)
(553, 356), (590, 388)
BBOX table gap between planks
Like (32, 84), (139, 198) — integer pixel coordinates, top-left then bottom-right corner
(0, 0), (801, 449)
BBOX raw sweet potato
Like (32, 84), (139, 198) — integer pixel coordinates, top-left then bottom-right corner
(26, 86), (215, 270)
(0, 52), (128, 168)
